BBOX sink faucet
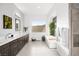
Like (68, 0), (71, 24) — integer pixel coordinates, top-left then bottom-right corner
(5, 33), (13, 39)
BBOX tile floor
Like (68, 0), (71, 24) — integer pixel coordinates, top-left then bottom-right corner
(17, 41), (59, 56)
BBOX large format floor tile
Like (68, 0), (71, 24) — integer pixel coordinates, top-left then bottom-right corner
(17, 41), (59, 56)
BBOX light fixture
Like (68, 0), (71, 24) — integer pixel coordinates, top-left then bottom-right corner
(37, 6), (40, 8)
(15, 13), (21, 18)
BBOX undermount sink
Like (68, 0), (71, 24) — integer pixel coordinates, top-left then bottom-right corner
(5, 33), (14, 39)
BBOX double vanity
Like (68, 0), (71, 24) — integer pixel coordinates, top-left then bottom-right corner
(0, 34), (29, 56)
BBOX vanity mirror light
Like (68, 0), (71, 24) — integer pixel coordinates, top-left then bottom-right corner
(23, 27), (28, 32)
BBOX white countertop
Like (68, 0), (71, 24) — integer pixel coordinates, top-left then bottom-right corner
(0, 33), (28, 46)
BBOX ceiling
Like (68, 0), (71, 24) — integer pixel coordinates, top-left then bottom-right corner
(15, 3), (54, 16)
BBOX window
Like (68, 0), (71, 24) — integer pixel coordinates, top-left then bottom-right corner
(32, 19), (46, 32)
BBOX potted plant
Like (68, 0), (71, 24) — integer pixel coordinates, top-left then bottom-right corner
(49, 17), (56, 36)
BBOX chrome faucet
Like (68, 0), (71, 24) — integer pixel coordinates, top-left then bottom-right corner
(5, 33), (13, 39)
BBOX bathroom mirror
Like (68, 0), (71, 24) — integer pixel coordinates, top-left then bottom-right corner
(15, 18), (21, 31)
(15, 13), (21, 31)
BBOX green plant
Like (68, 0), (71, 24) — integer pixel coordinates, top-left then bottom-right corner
(49, 17), (56, 36)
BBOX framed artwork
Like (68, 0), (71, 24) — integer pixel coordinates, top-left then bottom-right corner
(3, 15), (12, 29)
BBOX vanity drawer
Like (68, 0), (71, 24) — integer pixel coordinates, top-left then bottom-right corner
(10, 44), (18, 56)
(10, 40), (18, 56)
(1, 47), (10, 56)
(0, 43), (10, 56)
(9, 39), (17, 45)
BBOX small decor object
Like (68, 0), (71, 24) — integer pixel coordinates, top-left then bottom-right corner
(23, 27), (28, 32)
(42, 36), (45, 41)
(3, 15), (12, 29)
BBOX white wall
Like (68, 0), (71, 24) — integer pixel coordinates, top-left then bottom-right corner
(47, 3), (70, 56)
(56, 3), (69, 28)
(0, 3), (24, 37)
(56, 3), (69, 56)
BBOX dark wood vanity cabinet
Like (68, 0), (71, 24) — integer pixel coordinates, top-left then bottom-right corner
(10, 39), (18, 56)
(0, 43), (10, 56)
(0, 34), (29, 56)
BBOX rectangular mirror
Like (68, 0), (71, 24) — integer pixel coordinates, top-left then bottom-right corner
(15, 18), (21, 31)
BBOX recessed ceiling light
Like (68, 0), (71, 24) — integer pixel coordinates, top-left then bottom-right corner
(37, 6), (40, 8)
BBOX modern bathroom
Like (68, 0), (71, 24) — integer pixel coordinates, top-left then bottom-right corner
(0, 3), (79, 56)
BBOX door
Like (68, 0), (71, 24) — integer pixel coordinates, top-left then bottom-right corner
(71, 4), (79, 56)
